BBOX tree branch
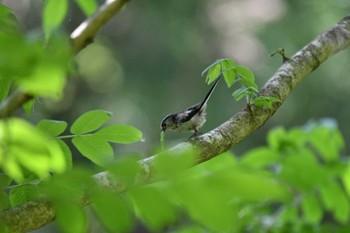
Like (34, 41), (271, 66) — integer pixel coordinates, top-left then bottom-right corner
(1, 15), (350, 233)
(0, 0), (130, 118)
(190, 15), (350, 163)
(71, 0), (130, 53)
(0, 92), (33, 118)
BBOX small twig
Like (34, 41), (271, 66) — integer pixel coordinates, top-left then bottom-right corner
(270, 48), (290, 63)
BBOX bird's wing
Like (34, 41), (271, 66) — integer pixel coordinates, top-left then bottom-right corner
(175, 103), (201, 123)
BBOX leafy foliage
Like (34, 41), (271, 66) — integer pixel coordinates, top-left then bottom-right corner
(37, 110), (143, 166)
(5, 120), (348, 233)
(0, 118), (66, 182)
(0, 5), (72, 102)
(202, 58), (281, 108)
(92, 191), (133, 232)
(93, 124), (350, 232)
(9, 184), (38, 207)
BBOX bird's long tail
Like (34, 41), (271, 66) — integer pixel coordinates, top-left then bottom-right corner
(198, 75), (221, 110)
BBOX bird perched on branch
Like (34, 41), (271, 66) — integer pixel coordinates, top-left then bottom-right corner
(160, 77), (220, 137)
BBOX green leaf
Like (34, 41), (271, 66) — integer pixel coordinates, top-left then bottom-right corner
(309, 127), (344, 162)
(0, 4), (20, 35)
(56, 202), (87, 233)
(174, 225), (208, 233)
(72, 135), (113, 166)
(1, 157), (23, 183)
(196, 152), (237, 172)
(43, 0), (68, 39)
(37, 119), (68, 137)
(279, 149), (327, 191)
(232, 86), (258, 101)
(319, 181), (349, 224)
(92, 192), (133, 232)
(0, 191), (10, 211)
(220, 169), (291, 202)
(278, 205), (298, 224)
(18, 62), (67, 99)
(74, 0), (98, 16)
(0, 174), (12, 189)
(9, 184), (37, 207)
(22, 98), (35, 117)
(129, 186), (177, 231)
(0, 35), (31, 78)
(206, 63), (221, 84)
(301, 193), (323, 224)
(240, 147), (279, 168)
(253, 96), (281, 109)
(221, 59), (236, 87)
(236, 65), (257, 88)
(201, 59), (223, 77)
(221, 59), (236, 70)
(267, 127), (306, 151)
(342, 164), (350, 197)
(95, 125), (142, 144)
(153, 148), (196, 178)
(0, 76), (11, 103)
(108, 157), (141, 186)
(174, 174), (238, 232)
(71, 110), (112, 134)
(56, 139), (73, 170)
(0, 118), (66, 182)
(41, 168), (93, 203)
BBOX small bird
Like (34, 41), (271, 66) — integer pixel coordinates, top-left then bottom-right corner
(160, 77), (220, 136)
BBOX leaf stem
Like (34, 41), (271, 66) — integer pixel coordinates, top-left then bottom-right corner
(56, 134), (76, 139)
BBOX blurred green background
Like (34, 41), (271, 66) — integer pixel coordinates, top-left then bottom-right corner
(3, 0), (350, 157)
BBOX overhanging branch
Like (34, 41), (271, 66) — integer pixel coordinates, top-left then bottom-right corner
(71, 0), (130, 53)
(1, 14), (350, 233)
(0, 0), (130, 118)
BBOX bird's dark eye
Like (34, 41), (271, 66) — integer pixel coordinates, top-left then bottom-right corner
(160, 121), (167, 130)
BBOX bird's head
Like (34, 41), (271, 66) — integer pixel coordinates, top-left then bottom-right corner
(160, 114), (176, 132)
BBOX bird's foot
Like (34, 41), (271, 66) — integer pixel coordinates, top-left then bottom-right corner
(188, 131), (202, 140)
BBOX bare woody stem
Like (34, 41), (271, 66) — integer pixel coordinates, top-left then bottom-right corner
(1, 13), (350, 233)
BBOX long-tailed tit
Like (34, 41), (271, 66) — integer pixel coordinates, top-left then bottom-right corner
(160, 77), (220, 136)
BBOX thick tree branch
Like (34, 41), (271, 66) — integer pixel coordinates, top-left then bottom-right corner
(189, 15), (350, 162)
(0, 0), (130, 118)
(1, 15), (350, 233)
